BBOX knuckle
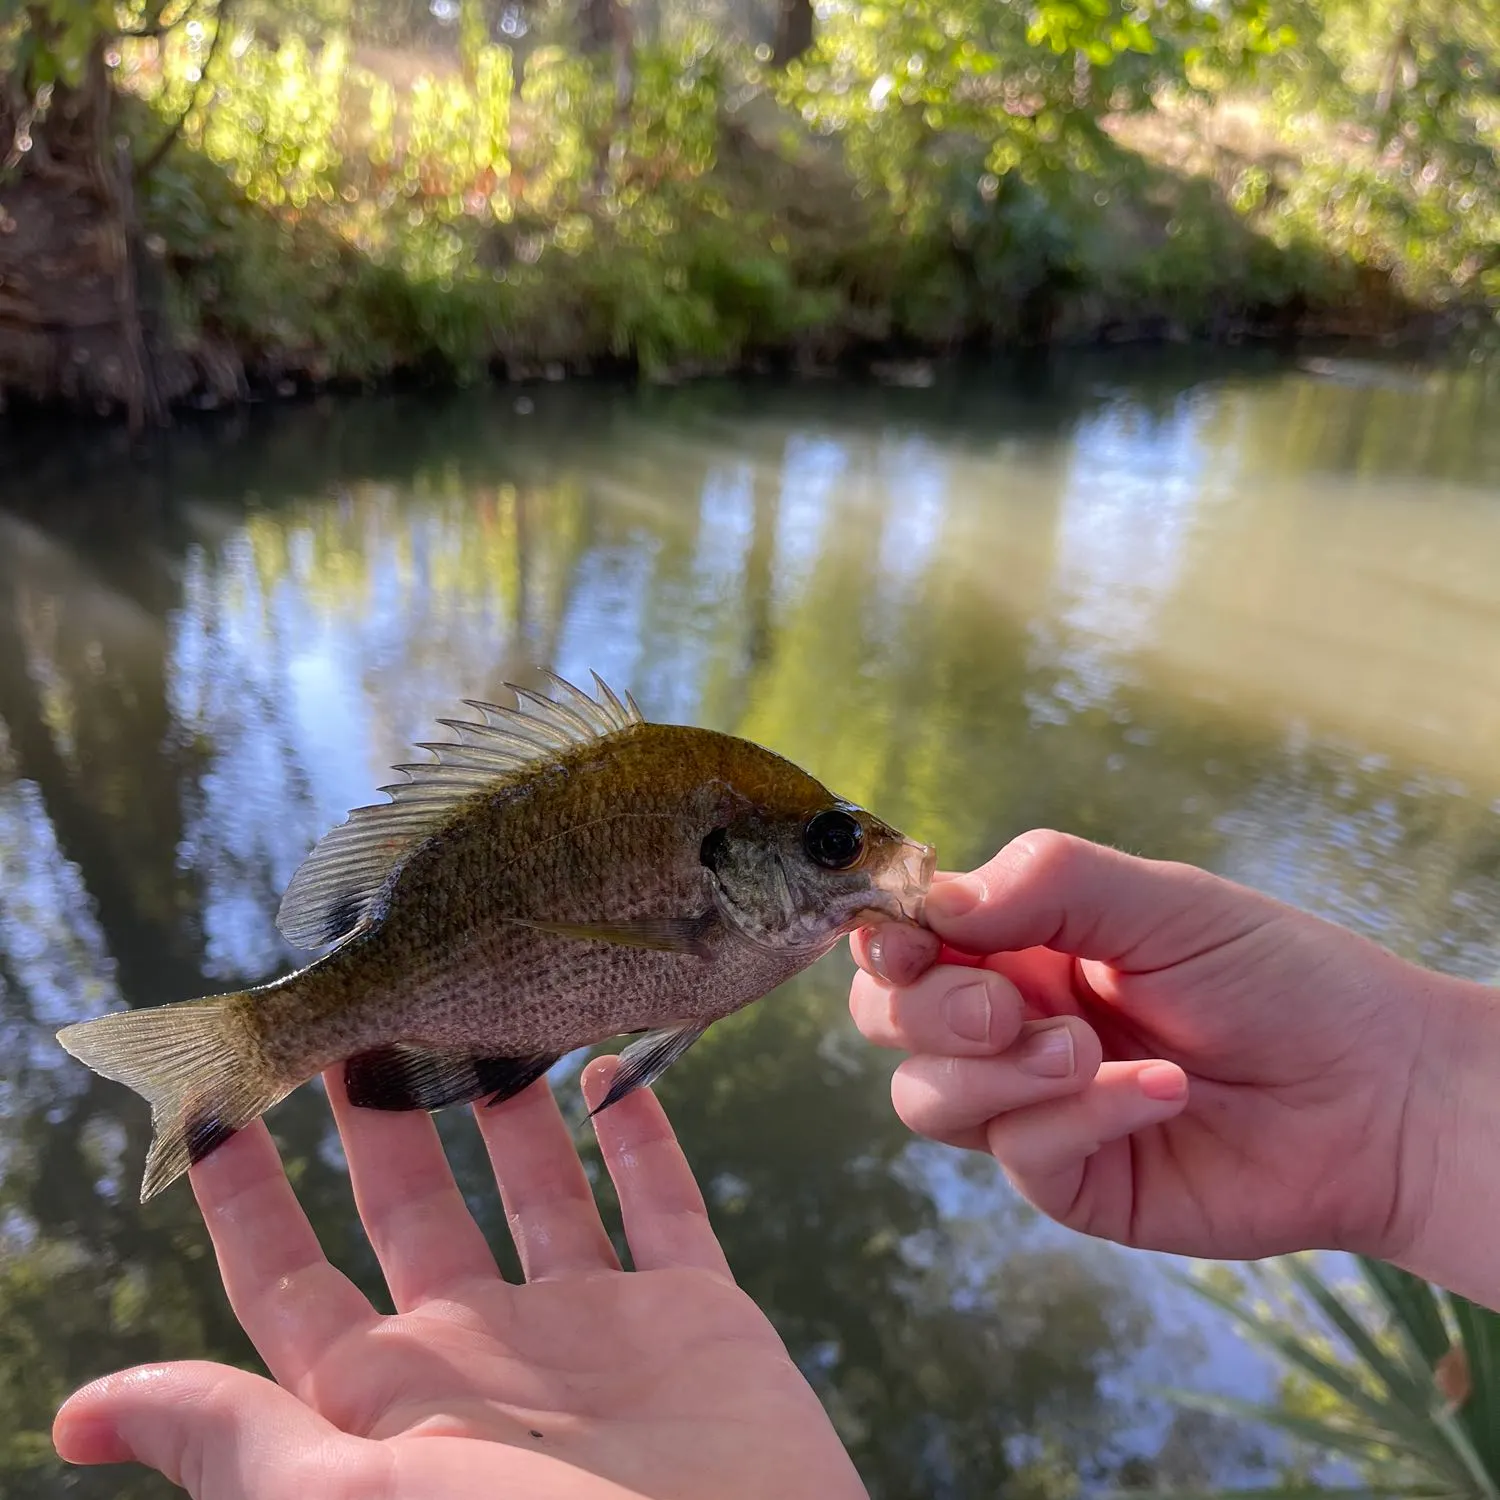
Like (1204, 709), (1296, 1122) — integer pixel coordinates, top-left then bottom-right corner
(982, 974), (1026, 1043)
(1002, 828), (1087, 886)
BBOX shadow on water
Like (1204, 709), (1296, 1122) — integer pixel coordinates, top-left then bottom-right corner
(2, 348), (1499, 1497)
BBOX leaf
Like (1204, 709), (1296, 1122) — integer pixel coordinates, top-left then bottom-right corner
(1445, 1290), (1500, 1486)
(1280, 1255), (1439, 1415)
(1358, 1258), (1454, 1371)
(1175, 1267), (1476, 1484)
(1156, 1386), (1417, 1470)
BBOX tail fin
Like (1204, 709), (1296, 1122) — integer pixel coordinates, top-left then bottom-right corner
(57, 996), (291, 1202)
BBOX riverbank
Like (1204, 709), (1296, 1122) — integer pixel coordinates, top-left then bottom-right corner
(2, 23), (1494, 426)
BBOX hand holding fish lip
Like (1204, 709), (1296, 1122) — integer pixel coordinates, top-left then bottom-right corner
(53, 1059), (870, 1500)
(847, 828), (1481, 1275)
(55, 671), (935, 1203)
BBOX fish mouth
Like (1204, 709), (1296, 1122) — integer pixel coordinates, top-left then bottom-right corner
(860, 838), (937, 927)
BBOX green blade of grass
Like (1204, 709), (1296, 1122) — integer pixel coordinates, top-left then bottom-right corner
(1360, 1258), (1454, 1368)
(1281, 1255), (1439, 1412)
(1175, 1269), (1474, 1485)
(1444, 1289), (1500, 1485)
(1159, 1385), (1418, 1469)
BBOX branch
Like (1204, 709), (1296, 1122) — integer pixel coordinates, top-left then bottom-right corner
(134, 0), (232, 183)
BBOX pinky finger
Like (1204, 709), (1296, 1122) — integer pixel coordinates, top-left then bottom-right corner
(984, 1060), (1188, 1221)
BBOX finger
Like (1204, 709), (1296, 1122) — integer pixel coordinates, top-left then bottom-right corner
(850, 922), (945, 986)
(922, 829), (1268, 969)
(581, 1055), (734, 1282)
(986, 1060), (1190, 1220)
(850, 965), (1027, 1055)
(324, 1068), (498, 1311)
(889, 1017), (1102, 1141)
(474, 1074), (620, 1281)
(189, 1122), (379, 1391)
(53, 1361), (371, 1496)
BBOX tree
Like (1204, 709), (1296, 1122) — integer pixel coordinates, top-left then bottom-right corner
(0, 0), (231, 427)
(771, 0), (813, 67)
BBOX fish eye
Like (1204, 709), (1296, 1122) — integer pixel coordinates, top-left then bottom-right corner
(803, 809), (864, 870)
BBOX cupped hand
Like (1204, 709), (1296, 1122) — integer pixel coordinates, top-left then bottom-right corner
(850, 829), (1464, 1264)
(54, 1058), (867, 1500)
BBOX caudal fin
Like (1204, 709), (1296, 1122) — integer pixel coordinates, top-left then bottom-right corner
(57, 996), (291, 1202)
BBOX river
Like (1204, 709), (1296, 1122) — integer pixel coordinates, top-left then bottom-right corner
(2, 348), (1498, 1498)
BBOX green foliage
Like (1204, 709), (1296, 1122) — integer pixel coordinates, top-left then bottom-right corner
(1160, 1254), (1500, 1500)
(4, 0), (1496, 396)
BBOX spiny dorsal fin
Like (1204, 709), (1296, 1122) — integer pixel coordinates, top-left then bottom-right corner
(275, 671), (644, 950)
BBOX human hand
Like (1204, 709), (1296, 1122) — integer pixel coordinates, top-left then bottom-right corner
(53, 1059), (867, 1500)
(849, 830), (1474, 1267)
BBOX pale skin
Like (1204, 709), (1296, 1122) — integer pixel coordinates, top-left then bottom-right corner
(849, 829), (1500, 1311)
(53, 1058), (868, 1500)
(55, 827), (1500, 1496)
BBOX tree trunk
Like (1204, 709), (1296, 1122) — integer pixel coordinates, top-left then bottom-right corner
(0, 21), (182, 426)
(578, 0), (633, 192)
(772, 0), (814, 67)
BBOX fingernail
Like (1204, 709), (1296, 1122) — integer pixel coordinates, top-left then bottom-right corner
(942, 981), (992, 1043)
(1016, 1021), (1075, 1078)
(864, 923), (941, 985)
(925, 876), (982, 922)
(1139, 1062), (1187, 1102)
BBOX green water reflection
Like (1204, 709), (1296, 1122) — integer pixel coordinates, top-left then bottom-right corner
(2, 351), (1498, 1498)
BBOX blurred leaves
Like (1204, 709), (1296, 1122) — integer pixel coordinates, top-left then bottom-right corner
(0, 0), (1496, 412)
(1165, 1255), (1500, 1500)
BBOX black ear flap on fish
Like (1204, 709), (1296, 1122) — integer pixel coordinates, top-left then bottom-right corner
(587, 1022), (710, 1118)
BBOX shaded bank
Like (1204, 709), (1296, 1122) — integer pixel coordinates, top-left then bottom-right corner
(3, 2), (1493, 428)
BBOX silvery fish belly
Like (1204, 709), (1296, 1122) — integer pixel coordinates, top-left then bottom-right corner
(55, 671), (936, 1201)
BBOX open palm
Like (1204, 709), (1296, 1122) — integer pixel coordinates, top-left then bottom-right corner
(55, 1059), (866, 1500)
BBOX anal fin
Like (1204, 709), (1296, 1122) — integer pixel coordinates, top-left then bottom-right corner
(587, 1022), (708, 1118)
(345, 1044), (559, 1113)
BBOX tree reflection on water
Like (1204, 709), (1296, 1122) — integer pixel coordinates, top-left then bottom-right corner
(3, 362), (1498, 1498)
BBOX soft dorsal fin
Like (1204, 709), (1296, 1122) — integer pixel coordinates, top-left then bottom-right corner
(275, 671), (644, 950)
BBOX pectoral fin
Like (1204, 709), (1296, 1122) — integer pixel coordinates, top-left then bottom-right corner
(512, 912), (718, 959)
(587, 1022), (709, 1117)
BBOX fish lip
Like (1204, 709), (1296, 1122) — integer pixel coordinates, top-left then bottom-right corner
(895, 839), (937, 923)
(858, 839), (937, 928)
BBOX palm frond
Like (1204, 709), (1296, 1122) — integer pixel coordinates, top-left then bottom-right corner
(1168, 1255), (1500, 1500)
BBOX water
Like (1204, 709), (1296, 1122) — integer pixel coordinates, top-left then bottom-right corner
(2, 350), (1498, 1498)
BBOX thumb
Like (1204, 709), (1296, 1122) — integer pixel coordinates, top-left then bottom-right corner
(54, 1361), (367, 1498)
(923, 829), (1268, 969)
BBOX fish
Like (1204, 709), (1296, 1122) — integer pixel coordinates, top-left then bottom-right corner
(56, 671), (936, 1202)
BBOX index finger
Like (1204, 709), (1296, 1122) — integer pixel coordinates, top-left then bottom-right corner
(921, 829), (1269, 970)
